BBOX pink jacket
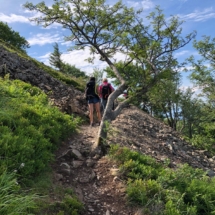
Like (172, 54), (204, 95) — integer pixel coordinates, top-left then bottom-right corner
(98, 82), (114, 98)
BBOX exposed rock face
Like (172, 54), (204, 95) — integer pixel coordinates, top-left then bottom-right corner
(0, 45), (88, 116)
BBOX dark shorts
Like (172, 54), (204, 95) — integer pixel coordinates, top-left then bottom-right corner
(88, 96), (100, 104)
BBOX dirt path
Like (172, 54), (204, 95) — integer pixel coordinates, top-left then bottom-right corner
(51, 124), (138, 215)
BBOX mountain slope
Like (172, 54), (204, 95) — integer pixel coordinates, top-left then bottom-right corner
(50, 106), (215, 215)
(0, 43), (87, 116)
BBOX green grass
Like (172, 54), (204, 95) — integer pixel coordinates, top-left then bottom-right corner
(0, 76), (84, 214)
(0, 171), (39, 215)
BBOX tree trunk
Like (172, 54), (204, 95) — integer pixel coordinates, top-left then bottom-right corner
(93, 82), (128, 151)
(188, 122), (192, 139)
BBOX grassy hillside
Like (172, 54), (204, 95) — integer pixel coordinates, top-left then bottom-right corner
(109, 145), (215, 215)
(0, 76), (84, 214)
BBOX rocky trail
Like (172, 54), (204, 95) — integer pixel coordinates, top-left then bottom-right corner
(51, 123), (138, 215)
(50, 106), (215, 215)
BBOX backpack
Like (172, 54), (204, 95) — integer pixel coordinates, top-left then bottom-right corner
(85, 81), (98, 100)
(101, 83), (111, 100)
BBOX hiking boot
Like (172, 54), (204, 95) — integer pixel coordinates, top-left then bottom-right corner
(97, 122), (101, 126)
(90, 122), (94, 127)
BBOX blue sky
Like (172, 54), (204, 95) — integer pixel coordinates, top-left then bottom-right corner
(1, 0), (215, 89)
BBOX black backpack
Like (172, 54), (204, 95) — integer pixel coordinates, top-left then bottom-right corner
(101, 83), (111, 100)
(85, 81), (97, 100)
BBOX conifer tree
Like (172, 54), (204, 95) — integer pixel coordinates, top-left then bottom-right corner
(49, 43), (64, 71)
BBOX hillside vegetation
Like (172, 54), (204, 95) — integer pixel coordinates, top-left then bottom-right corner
(2, 2), (215, 214)
(0, 75), (84, 214)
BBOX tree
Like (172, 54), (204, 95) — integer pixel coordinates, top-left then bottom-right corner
(185, 36), (215, 149)
(49, 42), (64, 71)
(63, 63), (87, 78)
(24, 1), (195, 146)
(49, 43), (87, 78)
(188, 36), (215, 105)
(24, 0), (135, 146)
(147, 73), (182, 130)
(0, 21), (30, 53)
(179, 88), (203, 139)
(91, 67), (104, 86)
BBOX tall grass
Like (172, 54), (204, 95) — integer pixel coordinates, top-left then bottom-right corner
(0, 171), (39, 215)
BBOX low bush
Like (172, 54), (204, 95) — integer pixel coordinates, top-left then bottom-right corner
(35, 188), (84, 215)
(0, 77), (81, 181)
(109, 145), (215, 215)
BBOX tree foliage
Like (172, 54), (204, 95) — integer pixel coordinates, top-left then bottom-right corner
(184, 36), (215, 150)
(49, 42), (64, 71)
(63, 63), (87, 78)
(24, 0), (195, 145)
(0, 21), (30, 53)
(49, 42), (87, 78)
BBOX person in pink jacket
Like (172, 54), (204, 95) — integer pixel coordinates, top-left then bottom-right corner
(98, 78), (115, 112)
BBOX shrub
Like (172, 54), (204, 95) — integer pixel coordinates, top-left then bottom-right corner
(109, 144), (215, 215)
(37, 189), (84, 215)
(0, 78), (81, 180)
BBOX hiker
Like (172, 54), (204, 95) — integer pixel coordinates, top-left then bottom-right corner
(99, 78), (115, 112)
(85, 77), (101, 127)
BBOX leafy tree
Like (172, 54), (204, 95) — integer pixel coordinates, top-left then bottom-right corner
(63, 63), (87, 78)
(24, 0), (135, 145)
(24, 1), (195, 145)
(49, 42), (64, 71)
(148, 78), (182, 130)
(0, 21), (30, 53)
(185, 36), (215, 149)
(189, 36), (215, 105)
(179, 88), (204, 138)
(91, 67), (104, 86)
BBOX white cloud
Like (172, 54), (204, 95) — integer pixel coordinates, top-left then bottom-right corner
(61, 41), (73, 47)
(37, 52), (51, 66)
(22, 9), (35, 14)
(127, 0), (154, 10)
(61, 47), (128, 74)
(61, 48), (108, 74)
(174, 50), (189, 58)
(27, 33), (62, 46)
(0, 13), (30, 23)
(42, 22), (62, 30)
(0, 10), (61, 29)
(38, 52), (51, 60)
(140, 0), (155, 10)
(179, 7), (215, 22)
